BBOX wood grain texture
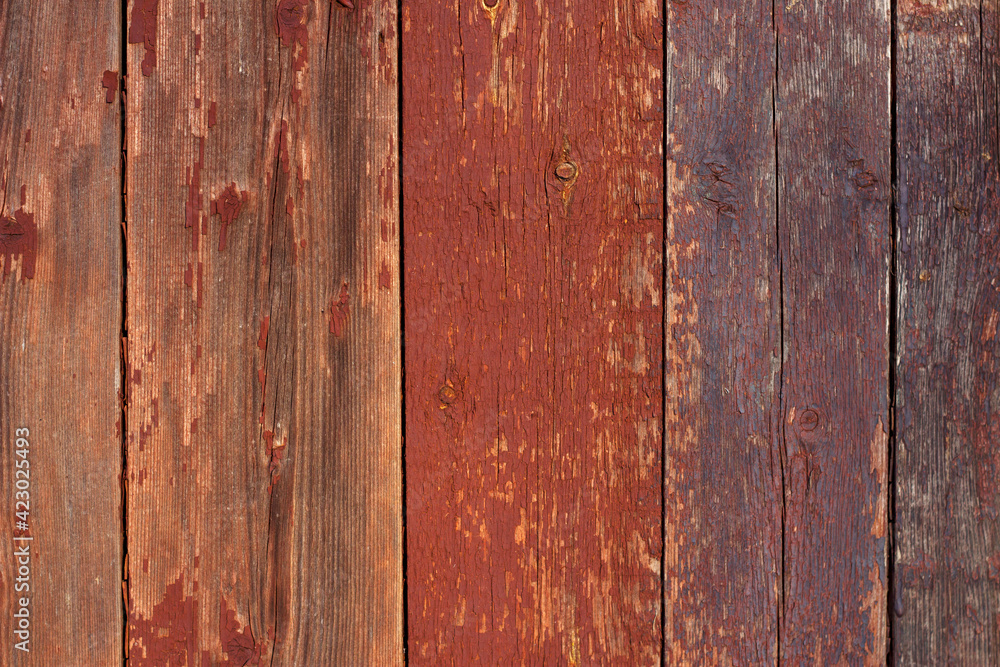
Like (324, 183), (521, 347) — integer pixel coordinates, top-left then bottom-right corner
(402, 0), (663, 663)
(894, 0), (1000, 661)
(124, 0), (401, 663)
(776, 0), (891, 661)
(663, 0), (780, 662)
(0, 1), (123, 664)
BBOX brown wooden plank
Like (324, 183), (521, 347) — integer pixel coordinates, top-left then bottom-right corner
(403, 1), (663, 663)
(894, 0), (1000, 661)
(0, 1), (123, 663)
(124, 0), (401, 663)
(777, 0), (891, 661)
(663, 0), (781, 662)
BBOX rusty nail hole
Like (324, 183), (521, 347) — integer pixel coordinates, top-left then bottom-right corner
(799, 409), (819, 431)
(439, 385), (457, 405)
(555, 161), (577, 181)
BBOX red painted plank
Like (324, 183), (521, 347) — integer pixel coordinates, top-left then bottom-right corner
(894, 0), (1000, 661)
(403, 0), (664, 662)
(663, 0), (781, 661)
(124, 0), (401, 662)
(777, 0), (891, 661)
(0, 3), (123, 663)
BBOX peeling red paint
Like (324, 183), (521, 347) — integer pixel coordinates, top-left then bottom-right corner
(194, 97), (201, 109)
(0, 203), (37, 282)
(329, 281), (350, 337)
(128, 0), (159, 77)
(128, 574), (197, 666)
(257, 316), (270, 349)
(102, 70), (119, 103)
(258, 368), (266, 387)
(194, 33), (202, 54)
(210, 183), (249, 250)
(275, 0), (308, 71)
(337, 0), (356, 8)
(285, 196), (294, 215)
(378, 261), (391, 289)
(190, 418), (198, 434)
(184, 263), (193, 287)
(208, 101), (217, 128)
(219, 600), (264, 665)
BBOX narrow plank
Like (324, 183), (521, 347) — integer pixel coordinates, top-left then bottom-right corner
(894, 0), (1000, 661)
(663, 0), (780, 661)
(0, 1), (122, 663)
(403, 0), (663, 662)
(124, 0), (401, 663)
(776, 0), (892, 661)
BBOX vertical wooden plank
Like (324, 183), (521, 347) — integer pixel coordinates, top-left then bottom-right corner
(124, 0), (401, 663)
(403, 0), (663, 663)
(0, 1), (122, 664)
(663, 0), (780, 662)
(894, 0), (1000, 661)
(777, 0), (891, 661)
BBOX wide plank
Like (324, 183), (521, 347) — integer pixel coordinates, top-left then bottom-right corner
(776, 0), (892, 661)
(663, 0), (780, 662)
(0, 1), (123, 663)
(403, 0), (664, 662)
(124, 0), (401, 663)
(894, 0), (1000, 661)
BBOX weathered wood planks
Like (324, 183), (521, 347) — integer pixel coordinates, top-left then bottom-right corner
(894, 0), (1000, 661)
(777, 0), (892, 661)
(402, 0), (664, 662)
(663, 0), (781, 662)
(0, 1), (123, 663)
(124, 0), (401, 663)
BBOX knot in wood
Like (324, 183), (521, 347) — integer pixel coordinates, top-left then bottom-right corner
(555, 161), (577, 181)
(799, 408), (820, 432)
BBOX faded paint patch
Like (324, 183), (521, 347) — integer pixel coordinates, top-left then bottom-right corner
(0, 194), (37, 281)
(128, 0), (159, 76)
(101, 70), (119, 103)
(127, 574), (197, 666)
(211, 183), (249, 251)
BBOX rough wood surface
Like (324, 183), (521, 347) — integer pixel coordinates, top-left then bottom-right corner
(0, 1), (123, 663)
(776, 0), (891, 661)
(402, 0), (664, 663)
(663, 0), (780, 662)
(894, 0), (1000, 661)
(124, 0), (401, 663)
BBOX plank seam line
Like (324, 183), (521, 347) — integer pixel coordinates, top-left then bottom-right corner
(773, 0), (785, 660)
(887, 0), (899, 660)
(397, 0), (409, 659)
(118, 0), (130, 659)
(660, 0), (667, 663)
